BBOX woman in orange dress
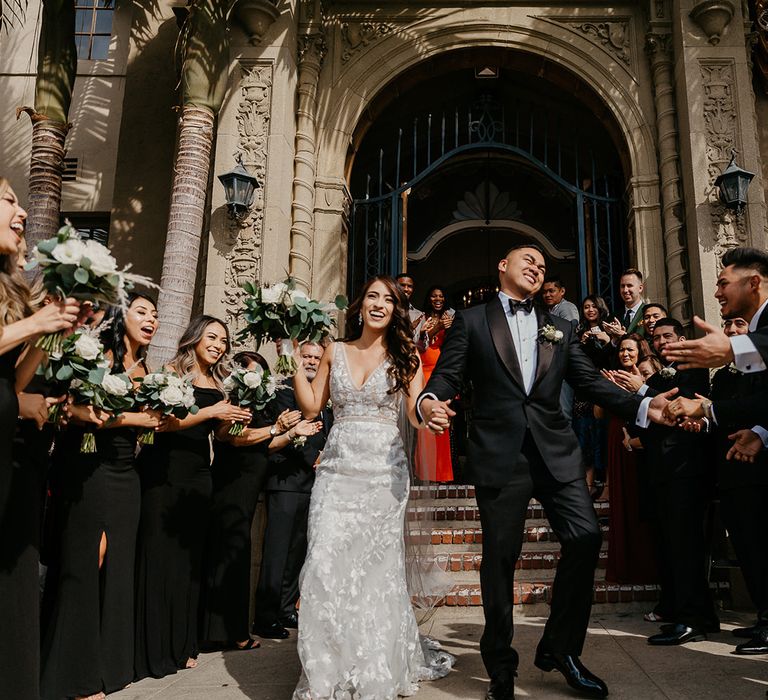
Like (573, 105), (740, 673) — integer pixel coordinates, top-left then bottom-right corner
(414, 286), (455, 482)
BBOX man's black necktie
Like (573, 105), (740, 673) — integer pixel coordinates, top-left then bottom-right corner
(623, 309), (632, 328)
(509, 298), (534, 315)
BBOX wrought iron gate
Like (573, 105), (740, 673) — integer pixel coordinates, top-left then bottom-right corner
(349, 95), (626, 305)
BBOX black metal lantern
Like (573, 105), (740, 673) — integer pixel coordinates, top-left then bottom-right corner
(218, 158), (259, 218)
(715, 153), (754, 213)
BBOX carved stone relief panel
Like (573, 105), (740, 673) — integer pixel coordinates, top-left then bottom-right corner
(225, 61), (273, 345)
(340, 21), (394, 62)
(542, 16), (633, 70)
(699, 59), (747, 256)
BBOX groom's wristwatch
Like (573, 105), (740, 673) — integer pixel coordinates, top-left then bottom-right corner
(269, 424), (278, 437)
(700, 399), (713, 421)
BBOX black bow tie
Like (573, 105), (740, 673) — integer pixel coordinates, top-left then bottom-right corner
(508, 298), (534, 315)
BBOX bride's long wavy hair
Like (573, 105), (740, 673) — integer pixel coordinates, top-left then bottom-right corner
(344, 275), (420, 396)
(0, 178), (33, 327)
(168, 315), (231, 397)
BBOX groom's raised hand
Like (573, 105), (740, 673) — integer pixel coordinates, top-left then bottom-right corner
(420, 398), (456, 434)
(647, 388), (679, 426)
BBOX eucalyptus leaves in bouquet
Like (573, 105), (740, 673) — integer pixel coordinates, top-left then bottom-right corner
(70, 372), (135, 453)
(222, 364), (281, 436)
(237, 277), (347, 376)
(26, 222), (154, 354)
(134, 370), (198, 445)
(37, 326), (110, 423)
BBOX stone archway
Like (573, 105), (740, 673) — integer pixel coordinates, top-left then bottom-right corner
(309, 13), (668, 311)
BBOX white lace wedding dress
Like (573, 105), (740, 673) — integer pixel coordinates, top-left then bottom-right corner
(293, 344), (454, 700)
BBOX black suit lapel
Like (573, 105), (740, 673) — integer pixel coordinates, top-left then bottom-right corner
(486, 297), (525, 392)
(757, 303), (768, 330)
(532, 306), (554, 389)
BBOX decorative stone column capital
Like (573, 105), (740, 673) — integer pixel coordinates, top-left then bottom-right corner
(645, 31), (673, 57)
(298, 33), (327, 66)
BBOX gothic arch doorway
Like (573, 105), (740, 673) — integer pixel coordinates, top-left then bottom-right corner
(346, 48), (629, 310)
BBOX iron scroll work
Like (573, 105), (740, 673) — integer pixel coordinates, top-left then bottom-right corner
(349, 96), (626, 305)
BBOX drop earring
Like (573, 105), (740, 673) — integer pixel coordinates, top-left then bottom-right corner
(358, 312), (363, 325)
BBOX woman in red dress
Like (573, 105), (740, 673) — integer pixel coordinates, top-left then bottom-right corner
(414, 286), (454, 482)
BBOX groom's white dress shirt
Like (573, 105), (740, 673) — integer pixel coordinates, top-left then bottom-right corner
(731, 297), (768, 373)
(498, 290), (537, 394)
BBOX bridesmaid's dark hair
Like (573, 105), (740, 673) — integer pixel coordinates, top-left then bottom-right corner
(345, 275), (420, 396)
(169, 315), (231, 396)
(576, 294), (612, 337)
(422, 285), (449, 317)
(233, 351), (268, 372)
(99, 292), (156, 372)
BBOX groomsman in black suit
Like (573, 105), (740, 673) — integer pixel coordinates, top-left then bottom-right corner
(637, 318), (719, 645)
(418, 244), (674, 700)
(252, 342), (331, 639)
(665, 247), (768, 655)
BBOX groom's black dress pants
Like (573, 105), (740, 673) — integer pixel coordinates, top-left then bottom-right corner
(475, 430), (601, 678)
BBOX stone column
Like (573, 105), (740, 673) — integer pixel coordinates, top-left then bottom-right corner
(288, 33), (326, 292)
(673, 0), (768, 321)
(646, 31), (691, 326)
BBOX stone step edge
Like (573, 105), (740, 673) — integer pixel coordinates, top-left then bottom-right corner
(406, 502), (611, 521)
(406, 524), (610, 546)
(416, 581), (731, 607)
(430, 550), (609, 572)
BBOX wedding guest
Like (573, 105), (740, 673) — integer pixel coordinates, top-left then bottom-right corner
(640, 318), (718, 645)
(414, 285), (454, 482)
(602, 335), (658, 585)
(252, 341), (328, 639)
(641, 303), (667, 336)
(573, 295), (613, 497)
(199, 351), (303, 650)
(0, 179), (80, 700)
(605, 269), (646, 342)
(134, 316), (252, 679)
(41, 294), (165, 700)
(396, 273), (422, 328)
(542, 275), (579, 422)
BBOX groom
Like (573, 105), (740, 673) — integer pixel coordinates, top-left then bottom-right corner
(419, 244), (673, 699)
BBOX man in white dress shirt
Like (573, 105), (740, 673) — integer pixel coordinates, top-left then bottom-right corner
(418, 245), (675, 700)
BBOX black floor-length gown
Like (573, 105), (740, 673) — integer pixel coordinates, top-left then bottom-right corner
(199, 415), (270, 643)
(41, 423), (141, 699)
(0, 354), (48, 700)
(134, 387), (220, 679)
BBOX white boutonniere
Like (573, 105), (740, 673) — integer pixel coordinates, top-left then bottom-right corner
(727, 362), (741, 374)
(539, 324), (564, 344)
(325, 398), (333, 410)
(291, 435), (307, 448)
(659, 366), (677, 379)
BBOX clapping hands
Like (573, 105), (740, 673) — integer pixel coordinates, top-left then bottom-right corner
(726, 429), (764, 463)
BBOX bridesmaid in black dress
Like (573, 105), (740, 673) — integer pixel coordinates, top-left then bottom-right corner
(0, 179), (80, 700)
(199, 351), (300, 649)
(41, 293), (164, 700)
(134, 315), (252, 679)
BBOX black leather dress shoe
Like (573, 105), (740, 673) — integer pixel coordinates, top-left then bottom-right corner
(734, 628), (768, 655)
(732, 624), (764, 639)
(252, 621), (290, 639)
(279, 612), (299, 629)
(485, 671), (516, 700)
(534, 650), (608, 698)
(648, 624), (706, 645)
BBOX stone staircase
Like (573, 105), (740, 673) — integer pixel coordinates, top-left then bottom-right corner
(407, 484), (731, 614)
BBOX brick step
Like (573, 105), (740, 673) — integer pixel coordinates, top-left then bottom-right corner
(406, 523), (610, 548)
(434, 549), (609, 575)
(435, 581), (731, 608)
(406, 497), (610, 523)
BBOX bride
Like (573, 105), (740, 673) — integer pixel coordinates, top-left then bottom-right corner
(291, 275), (455, 700)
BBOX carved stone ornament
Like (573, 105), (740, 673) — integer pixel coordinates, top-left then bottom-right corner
(689, 0), (735, 46)
(225, 63), (273, 344)
(570, 21), (631, 65)
(699, 61), (747, 256)
(340, 22), (394, 62)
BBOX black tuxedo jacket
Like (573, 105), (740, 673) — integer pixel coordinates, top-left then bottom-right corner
(640, 366), (710, 485)
(715, 304), (768, 426)
(710, 365), (768, 489)
(420, 296), (641, 486)
(265, 388), (332, 493)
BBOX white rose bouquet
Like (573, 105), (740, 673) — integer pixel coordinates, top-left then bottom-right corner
(70, 372), (135, 453)
(26, 222), (154, 354)
(134, 370), (199, 445)
(37, 326), (110, 423)
(222, 365), (281, 435)
(237, 277), (347, 376)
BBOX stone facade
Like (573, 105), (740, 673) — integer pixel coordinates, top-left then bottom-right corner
(1, 1), (767, 333)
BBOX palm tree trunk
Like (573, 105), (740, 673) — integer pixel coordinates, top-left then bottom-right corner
(18, 0), (77, 250)
(148, 106), (215, 366)
(147, 0), (235, 368)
